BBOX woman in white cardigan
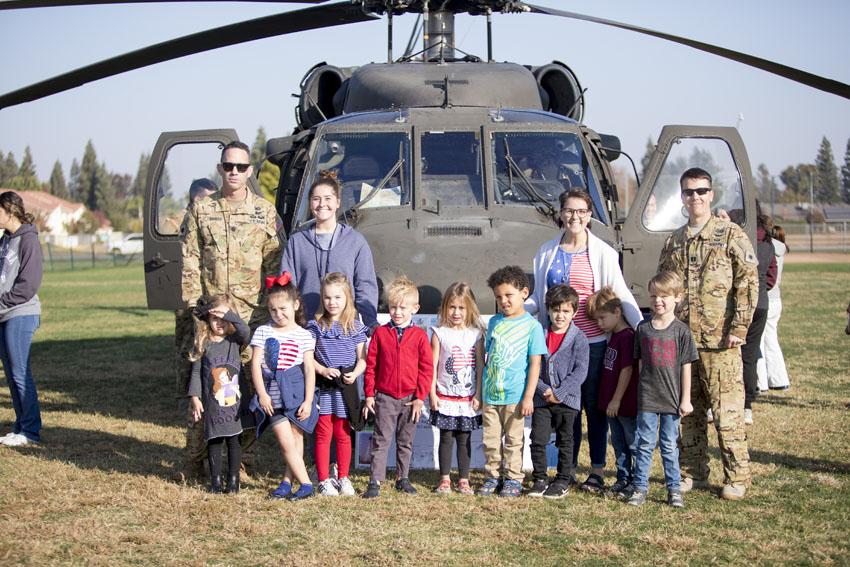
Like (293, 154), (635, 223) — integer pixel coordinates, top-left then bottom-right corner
(526, 189), (642, 493)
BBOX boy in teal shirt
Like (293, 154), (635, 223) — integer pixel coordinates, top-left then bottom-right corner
(478, 266), (547, 497)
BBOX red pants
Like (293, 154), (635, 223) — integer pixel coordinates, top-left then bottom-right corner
(315, 414), (352, 481)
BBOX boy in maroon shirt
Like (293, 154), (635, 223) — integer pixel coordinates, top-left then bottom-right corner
(588, 287), (639, 500)
(362, 276), (433, 498)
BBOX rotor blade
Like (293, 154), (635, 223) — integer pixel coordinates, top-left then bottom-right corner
(0, 0), (330, 9)
(526, 3), (850, 100)
(0, 2), (378, 109)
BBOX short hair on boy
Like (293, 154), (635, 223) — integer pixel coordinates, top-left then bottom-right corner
(648, 270), (683, 297)
(545, 284), (579, 312)
(586, 286), (622, 318)
(386, 275), (419, 305)
(487, 265), (529, 291)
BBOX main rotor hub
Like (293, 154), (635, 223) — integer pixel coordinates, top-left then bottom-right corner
(361, 0), (530, 16)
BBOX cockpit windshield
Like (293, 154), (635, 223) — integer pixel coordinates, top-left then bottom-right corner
(297, 131), (411, 225)
(491, 131), (606, 223)
(420, 131), (485, 207)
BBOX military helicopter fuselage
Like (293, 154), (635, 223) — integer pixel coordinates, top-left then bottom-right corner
(265, 58), (623, 314)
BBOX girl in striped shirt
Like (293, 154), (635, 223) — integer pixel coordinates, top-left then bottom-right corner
(250, 273), (318, 501)
(307, 272), (368, 497)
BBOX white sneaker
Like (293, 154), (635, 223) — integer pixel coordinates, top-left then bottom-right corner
(0, 432), (16, 441)
(744, 408), (753, 425)
(0, 433), (32, 447)
(337, 476), (356, 496)
(318, 478), (339, 496)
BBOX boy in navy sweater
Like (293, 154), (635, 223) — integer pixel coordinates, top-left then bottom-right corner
(528, 285), (589, 499)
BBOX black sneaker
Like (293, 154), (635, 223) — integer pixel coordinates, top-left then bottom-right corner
(667, 490), (685, 508)
(605, 479), (629, 499)
(395, 478), (418, 495)
(617, 483), (636, 501)
(579, 473), (605, 495)
(527, 479), (548, 498)
(542, 480), (570, 500)
(362, 481), (381, 499)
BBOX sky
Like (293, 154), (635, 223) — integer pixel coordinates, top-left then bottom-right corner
(0, 0), (848, 188)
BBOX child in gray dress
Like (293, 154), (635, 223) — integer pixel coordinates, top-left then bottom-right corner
(188, 295), (250, 494)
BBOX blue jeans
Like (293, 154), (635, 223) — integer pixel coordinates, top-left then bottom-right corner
(0, 315), (41, 442)
(572, 340), (608, 469)
(608, 415), (637, 485)
(632, 411), (680, 492)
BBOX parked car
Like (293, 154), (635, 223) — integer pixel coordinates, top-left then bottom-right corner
(112, 233), (144, 255)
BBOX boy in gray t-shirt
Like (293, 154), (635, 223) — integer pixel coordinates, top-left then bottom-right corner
(628, 271), (698, 508)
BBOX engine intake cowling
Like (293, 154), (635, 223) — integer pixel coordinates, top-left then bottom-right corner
(297, 64), (352, 129)
(532, 61), (584, 122)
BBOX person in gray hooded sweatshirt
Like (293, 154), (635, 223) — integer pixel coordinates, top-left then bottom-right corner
(280, 170), (378, 329)
(278, 169), (379, 485)
(0, 191), (43, 447)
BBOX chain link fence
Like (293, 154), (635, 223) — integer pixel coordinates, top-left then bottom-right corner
(41, 241), (143, 271)
(781, 221), (850, 254)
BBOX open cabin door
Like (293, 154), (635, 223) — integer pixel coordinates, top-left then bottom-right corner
(143, 129), (258, 310)
(620, 125), (757, 310)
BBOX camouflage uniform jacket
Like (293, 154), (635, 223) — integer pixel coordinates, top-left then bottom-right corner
(658, 215), (758, 349)
(181, 190), (282, 325)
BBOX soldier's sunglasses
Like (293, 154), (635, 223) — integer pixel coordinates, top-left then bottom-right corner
(221, 162), (250, 173)
(682, 187), (711, 197)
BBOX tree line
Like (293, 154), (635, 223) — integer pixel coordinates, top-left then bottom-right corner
(0, 128), (279, 234)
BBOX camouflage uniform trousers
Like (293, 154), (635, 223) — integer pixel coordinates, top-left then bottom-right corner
(679, 347), (751, 487)
(175, 309), (258, 480)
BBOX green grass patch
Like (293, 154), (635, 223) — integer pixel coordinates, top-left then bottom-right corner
(1, 263), (849, 565)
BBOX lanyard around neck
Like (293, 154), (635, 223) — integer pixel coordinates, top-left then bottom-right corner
(313, 224), (338, 280)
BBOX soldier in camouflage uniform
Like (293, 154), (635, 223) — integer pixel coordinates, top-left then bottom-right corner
(181, 142), (282, 480)
(658, 167), (758, 501)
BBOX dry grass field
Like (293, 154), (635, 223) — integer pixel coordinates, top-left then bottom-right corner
(0, 262), (848, 566)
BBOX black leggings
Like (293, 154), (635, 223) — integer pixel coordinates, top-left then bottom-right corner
(208, 435), (241, 478)
(742, 306), (768, 408)
(438, 429), (471, 478)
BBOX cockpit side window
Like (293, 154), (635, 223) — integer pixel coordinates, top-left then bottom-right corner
(297, 132), (411, 225)
(491, 131), (607, 224)
(642, 137), (744, 232)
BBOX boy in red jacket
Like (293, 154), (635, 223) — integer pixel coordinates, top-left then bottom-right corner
(362, 276), (433, 498)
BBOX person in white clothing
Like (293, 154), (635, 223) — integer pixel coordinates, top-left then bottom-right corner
(757, 225), (790, 391)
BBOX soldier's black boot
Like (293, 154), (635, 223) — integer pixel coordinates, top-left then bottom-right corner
(226, 474), (240, 494)
(209, 475), (223, 494)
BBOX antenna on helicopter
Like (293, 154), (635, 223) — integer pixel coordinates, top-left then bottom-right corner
(386, 4), (393, 63)
(486, 8), (493, 62)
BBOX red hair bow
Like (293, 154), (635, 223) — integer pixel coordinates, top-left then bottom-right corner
(265, 272), (292, 289)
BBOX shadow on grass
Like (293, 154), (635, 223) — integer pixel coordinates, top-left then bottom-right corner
(750, 448), (850, 475)
(19, 426), (182, 479)
(756, 394), (849, 411)
(31, 335), (178, 427)
(90, 306), (152, 317)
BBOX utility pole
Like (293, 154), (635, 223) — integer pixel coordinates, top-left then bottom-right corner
(809, 171), (814, 253)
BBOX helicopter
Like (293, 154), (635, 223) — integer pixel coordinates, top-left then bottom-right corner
(1, 1), (848, 315)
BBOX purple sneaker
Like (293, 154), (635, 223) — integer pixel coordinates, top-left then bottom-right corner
(499, 479), (522, 498)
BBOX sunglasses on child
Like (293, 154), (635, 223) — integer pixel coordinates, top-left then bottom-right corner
(221, 162), (250, 173)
